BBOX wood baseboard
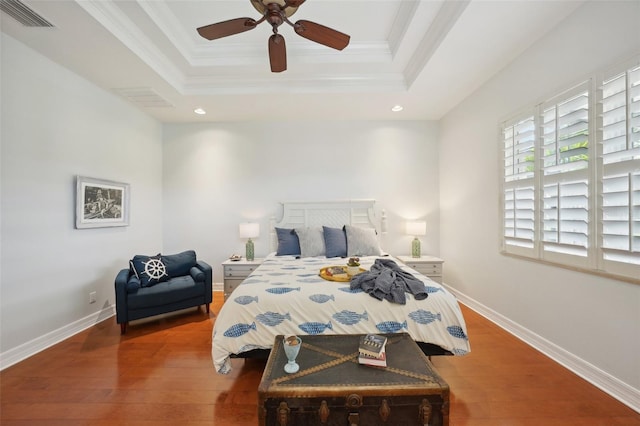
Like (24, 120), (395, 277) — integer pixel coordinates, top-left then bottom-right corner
(0, 304), (115, 371)
(443, 282), (640, 414)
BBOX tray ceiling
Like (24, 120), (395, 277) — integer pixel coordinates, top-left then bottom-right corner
(0, 0), (584, 122)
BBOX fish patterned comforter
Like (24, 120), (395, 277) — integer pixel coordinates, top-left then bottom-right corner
(212, 254), (470, 374)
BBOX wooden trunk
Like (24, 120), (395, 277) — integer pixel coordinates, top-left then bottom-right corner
(258, 333), (449, 426)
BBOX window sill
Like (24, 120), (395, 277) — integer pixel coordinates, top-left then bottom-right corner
(500, 250), (640, 286)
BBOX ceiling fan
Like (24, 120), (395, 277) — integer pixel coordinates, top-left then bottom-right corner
(197, 0), (350, 73)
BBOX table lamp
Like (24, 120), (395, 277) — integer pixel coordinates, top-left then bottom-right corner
(239, 222), (259, 261)
(406, 221), (426, 258)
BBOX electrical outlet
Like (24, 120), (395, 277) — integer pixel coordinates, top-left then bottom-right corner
(89, 291), (97, 304)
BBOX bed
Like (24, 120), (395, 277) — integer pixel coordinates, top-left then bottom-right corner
(212, 200), (470, 374)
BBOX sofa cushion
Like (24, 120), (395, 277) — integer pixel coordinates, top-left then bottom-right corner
(190, 266), (205, 282)
(162, 250), (197, 278)
(127, 275), (204, 310)
(126, 274), (141, 293)
(130, 254), (169, 287)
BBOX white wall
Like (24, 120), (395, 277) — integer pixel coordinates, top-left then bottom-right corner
(0, 34), (163, 362)
(3, 0), (637, 409)
(162, 120), (440, 282)
(439, 0), (640, 404)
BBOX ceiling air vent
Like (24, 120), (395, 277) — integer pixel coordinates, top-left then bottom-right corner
(0, 0), (54, 27)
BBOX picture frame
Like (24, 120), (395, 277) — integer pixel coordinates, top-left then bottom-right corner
(75, 176), (129, 229)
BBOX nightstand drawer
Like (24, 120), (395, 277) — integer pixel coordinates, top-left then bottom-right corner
(396, 255), (444, 284)
(222, 258), (263, 300)
(410, 263), (442, 276)
(224, 264), (258, 278)
(224, 279), (244, 297)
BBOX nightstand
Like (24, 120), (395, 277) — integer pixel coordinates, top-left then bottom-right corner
(222, 258), (263, 300)
(396, 255), (444, 284)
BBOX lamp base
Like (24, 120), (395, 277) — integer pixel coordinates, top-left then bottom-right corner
(245, 239), (255, 261)
(411, 237), (421, 258)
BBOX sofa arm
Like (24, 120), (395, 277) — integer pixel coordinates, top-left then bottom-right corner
(195, 260), (213, 304)
(190, 267), (205, 282)
(114, 268), (131, 324)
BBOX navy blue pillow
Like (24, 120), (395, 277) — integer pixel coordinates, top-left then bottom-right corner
(323, 226), (347, 257)
(130, 254), (169, 287)
(163, 250), (197, 277)
(276, 227), (301, 256)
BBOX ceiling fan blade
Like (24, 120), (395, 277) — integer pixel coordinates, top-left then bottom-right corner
(197, 18), (257, 41)
(268, 34), (287, 73)
(294, 20), (350, 50)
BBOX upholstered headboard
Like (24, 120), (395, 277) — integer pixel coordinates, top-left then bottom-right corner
(269, 200), (386, 252)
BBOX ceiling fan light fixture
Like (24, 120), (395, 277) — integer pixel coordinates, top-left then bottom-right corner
(250, 0), (298, 17)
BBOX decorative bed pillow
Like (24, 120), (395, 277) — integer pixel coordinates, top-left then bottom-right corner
(130, 254), (169, 287)
(276, 227), (301, 256)
(162, 250), (197, 278)
(345, 225), (383, 256)
(295, 227), (326, 257)
(323, 226), (347, 258)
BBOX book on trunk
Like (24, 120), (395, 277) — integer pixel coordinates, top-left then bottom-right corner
(358, 334), (387, 358)
(358, 348), (387, 367)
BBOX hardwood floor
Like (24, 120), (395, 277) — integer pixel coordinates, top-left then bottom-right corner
(1, 292), (638, 425)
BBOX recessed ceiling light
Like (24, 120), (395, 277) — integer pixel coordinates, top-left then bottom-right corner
(194, 108), (206, 115)
(391, 105), (404, 112)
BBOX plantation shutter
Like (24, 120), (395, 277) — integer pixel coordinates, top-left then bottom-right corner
(500, 57), (640, 282)
(502, 115), (536, 253)
(540, 84), (590, 264)
(600, 63), (640, 271)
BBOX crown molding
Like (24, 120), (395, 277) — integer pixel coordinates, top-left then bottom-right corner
(75, 0), (419, 97)
(403, 0), (470, 87)
(387, 0), (420, 58)
(182, 72), (407, 95)
(75, 0), (185, 89)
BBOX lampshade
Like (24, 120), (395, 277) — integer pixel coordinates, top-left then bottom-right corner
(239, 222), (260, 239)
(406, 221), (426, 236)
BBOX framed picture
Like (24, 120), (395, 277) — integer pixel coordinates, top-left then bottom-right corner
(75, 176), (129, 229)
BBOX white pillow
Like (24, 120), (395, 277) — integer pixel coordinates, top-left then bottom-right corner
(345, 225), (382, 256)
(294, 227), (326, 257)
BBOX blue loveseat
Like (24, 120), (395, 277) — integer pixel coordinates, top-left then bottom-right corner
(115, 250), (212, 334)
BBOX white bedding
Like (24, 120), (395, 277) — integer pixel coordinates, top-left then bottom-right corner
(212, 253), (470, 374)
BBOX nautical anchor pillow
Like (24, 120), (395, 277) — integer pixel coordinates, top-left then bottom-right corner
(130, 254), (169, 287)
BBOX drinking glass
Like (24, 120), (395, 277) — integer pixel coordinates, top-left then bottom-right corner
(282, 336), (302, 373)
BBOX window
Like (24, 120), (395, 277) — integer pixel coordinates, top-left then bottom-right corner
(599, 63), (640, 276)
(540, 85), (590, 267)
(500, 58), (640, 282)
(503, 115), (535, 253)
